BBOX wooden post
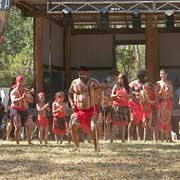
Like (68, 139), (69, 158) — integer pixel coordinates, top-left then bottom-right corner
(34, 17), (43, 93)
(64, 25), (72, 89)
(145, 15), (160, 83)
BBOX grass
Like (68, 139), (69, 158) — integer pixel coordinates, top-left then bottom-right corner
(0, 140), (180, 180)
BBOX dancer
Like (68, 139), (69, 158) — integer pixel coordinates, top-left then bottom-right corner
(10, 76), (33, 144)
(52, 91), (67, 144)
(156, 69), (173, 142)
(36, 92), (50, 144)
(128, 69), (147, 141)
(68, 66), (101, 152)
(111, 74), (130, 143)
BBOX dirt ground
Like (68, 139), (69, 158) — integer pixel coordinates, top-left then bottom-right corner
(0, 140), (180, 180)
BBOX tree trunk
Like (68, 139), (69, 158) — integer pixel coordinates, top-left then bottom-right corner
(134, 45), (141, 69)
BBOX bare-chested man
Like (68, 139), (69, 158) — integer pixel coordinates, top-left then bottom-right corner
(10, 76), (33, 144)
(68, 66), (101, 152)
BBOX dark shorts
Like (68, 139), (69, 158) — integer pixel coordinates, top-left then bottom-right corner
(10, 109), (28, 126)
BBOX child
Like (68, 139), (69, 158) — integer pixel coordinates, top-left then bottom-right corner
(98, 80), (112, 140)
(52, 91), (67, 144)
(36, 92), (50, 144)
(141, 83), (157, 142)
(0, 97), (5, 126)
(111, 74), (130, 143)
(128, 92), (143, 141)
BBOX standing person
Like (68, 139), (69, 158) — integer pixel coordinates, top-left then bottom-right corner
(9, 76), (33, 144)
(6, 77), (16, 141)
(36, 92), (50, 144)
(0, 97), (5, 125)
(98, 80), (112, 140)
(141, 82), (157, 142)
(156, 69), (173, 142)
(111, 74), (130, 143)
(128, 69), (147, 141)
(68, 66), (101, 152)
(52, 91), (67, 144)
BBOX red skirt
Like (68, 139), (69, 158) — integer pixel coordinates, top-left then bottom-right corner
(129, 101), (143, 125)
(157, 99), (172, 133)
(37, 116), (48, 129)
(52, 117), (66, 135)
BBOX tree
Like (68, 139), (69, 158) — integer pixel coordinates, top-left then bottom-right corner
(0, 8), (33, 87)
(116, 44), (145, 81)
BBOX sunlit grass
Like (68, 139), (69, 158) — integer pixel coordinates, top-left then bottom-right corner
(0, 140), (180, 180)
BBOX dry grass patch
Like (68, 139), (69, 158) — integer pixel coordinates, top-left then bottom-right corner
(0, 140), (180, 180)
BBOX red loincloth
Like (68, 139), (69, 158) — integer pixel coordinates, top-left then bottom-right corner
(75, 105), (99, 133)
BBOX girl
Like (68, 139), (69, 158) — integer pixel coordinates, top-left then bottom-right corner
(111, 74), (130, 143)
(141, 82), (157, 142)
(36, 92), (50, 144)
(52, 91), (67, 144)
(156, 69), (173, 142)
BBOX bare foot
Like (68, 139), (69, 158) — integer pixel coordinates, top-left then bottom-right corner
(28, 142), (34, 145)
(95, 146), (100, 152)
(16, 141), (19, 145)
(71, 147), (80, 152)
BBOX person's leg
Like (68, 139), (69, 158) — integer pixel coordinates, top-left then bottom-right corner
(143, 120), (147, 142)
(121, 126), (126, 143)
(160, 131), (164, 142)
(60, 134), (64, 144)
(91, 128), (99, 152)
(106, 122), (111, 140)
(71, 124), (80, 151)
(136, 124), (141, 141)
(44, 127), (48, 144)
(105, 113), (111, 140)
(26, 116), (33, 144)
(6, 122), (13, 140)
(97, 112), (103, 139)
(97, 123), (103, 140)
(55, 134), (59, 143)
(165, 132), (169, 142)
(128, 122), (132, 141)
(110, 125), (115, 143)
(152, 127), (157, 143)
(39, 126), (43, 144)
(13, 115), (21, 144)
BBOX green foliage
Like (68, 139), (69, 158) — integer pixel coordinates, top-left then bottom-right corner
(0, 8), (33, 87)
(116, 45), (145, 81)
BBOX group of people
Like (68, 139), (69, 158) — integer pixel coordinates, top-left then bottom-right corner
(0, 66), (175, 152)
